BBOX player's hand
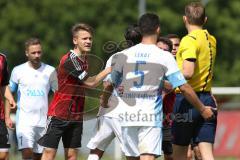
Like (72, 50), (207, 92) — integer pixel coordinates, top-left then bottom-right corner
(8, 98), (16, 109)
(5, 117), (14, 130)
(200, 106), (217, 120)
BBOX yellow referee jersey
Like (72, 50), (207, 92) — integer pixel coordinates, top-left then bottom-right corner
(176, 29), (216, 92)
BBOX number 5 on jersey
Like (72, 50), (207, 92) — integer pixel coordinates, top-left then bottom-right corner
(133, 61), (146, 88)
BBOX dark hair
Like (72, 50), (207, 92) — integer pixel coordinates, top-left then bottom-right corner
(25, 38), (41, 50)
(138, 13), (160, 36)
(166, 34), (180, 39)
(124, 24), (142, 47)
(71, 23), (93, 37)
(185, 2), (206, 26)
(157, 37), (173, 52)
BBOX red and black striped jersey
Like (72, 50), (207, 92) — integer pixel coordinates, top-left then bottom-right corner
(48, 51), (88, 121)
(0, 53), (9, 120)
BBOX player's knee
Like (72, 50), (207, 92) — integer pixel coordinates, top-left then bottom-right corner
(65, 149), (78, 160)
(42, 148), (56, 160)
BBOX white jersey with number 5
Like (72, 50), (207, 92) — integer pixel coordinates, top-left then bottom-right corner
(110, 43), (186, 127)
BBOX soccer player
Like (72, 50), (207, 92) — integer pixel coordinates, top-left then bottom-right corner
(0, 53), (16, 160)
(165, 34), (180, 57)
(87, 24), (142, 160)
(108, 13), (214, 160)
(172, 2), (217, 160)
(38, 23), (111, 160)
(4, 38), (57, 160)
(157, 36), (173, 52)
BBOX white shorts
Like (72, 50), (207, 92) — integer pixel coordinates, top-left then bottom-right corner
(122, 126), (162, 157)
(87, 116), (124, 151)
(16, 125), (45, 153)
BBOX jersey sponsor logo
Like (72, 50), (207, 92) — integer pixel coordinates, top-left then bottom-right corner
(26, 89), (45, 96)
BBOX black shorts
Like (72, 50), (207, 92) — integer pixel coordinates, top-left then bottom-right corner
(38, 117), (83, 149)
(0, 120), (10, 148)
(162, 140), (173, 155)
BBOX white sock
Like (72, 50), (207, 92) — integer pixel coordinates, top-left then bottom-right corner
(87, 154), (100, 160)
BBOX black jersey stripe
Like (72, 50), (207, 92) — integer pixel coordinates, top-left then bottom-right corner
(202, 32), (213, 91)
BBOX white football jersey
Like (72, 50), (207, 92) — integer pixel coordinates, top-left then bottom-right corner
(108, 43), (186, 127)
(10, 62), (57, 127)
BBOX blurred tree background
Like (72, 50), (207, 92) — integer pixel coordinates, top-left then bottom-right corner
(0, 0), (239, 86)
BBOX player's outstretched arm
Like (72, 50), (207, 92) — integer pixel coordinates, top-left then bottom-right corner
(83, 67), (111, 87)
(179, 83), (215, 120)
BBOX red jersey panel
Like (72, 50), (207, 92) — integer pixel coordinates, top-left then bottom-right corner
(0, 54), (9, 120)
(48, 51), (88, 121)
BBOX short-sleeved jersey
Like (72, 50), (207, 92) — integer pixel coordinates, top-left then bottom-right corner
(47, 50), (88, 121)
(176, 29), (216, 92)
(9, 62), (57, 127)
(0, 53), (9, 120)
(110, 43), (186, 127)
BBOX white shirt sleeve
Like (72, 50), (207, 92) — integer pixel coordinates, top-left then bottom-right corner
(9, 67), (18, 92)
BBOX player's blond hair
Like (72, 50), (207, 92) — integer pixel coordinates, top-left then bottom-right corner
(71, 23), (93, 37)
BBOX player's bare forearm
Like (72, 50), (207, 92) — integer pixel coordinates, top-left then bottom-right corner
(5, 99), (14, 129)
(1, 86), (16, 109)
(179, 83), (214, 119)
(84, 67), (111, 87)
(179, 83), (204, 111)
(4, 99), (11, 119)
(100, 81), (114, 108)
